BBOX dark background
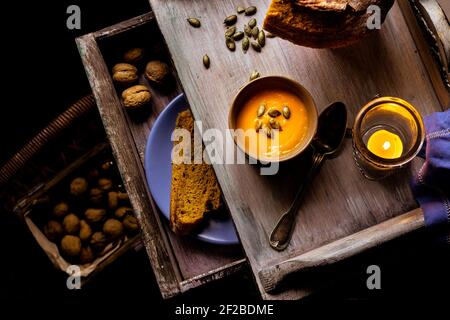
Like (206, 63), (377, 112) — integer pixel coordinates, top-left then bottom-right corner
(1, 0), (449, 317)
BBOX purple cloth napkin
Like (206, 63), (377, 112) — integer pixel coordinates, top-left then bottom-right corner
(411, 110), (450, 231)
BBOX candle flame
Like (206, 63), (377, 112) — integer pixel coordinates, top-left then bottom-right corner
(382, 141), (391, 150)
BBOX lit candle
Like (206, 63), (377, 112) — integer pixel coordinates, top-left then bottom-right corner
(367, 129), (403, 159)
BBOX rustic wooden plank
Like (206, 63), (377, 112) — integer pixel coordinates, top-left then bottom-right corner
(77, 15), (245, 298)
(94, 13), (155, 39)
(259, 208), (425, 292)
(149, 0), (444, 299)
(77, 33), (182, 298)
(179, 258), (247, 292)
(399, 0), (450, 108)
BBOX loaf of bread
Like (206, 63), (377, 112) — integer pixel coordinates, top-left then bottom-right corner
(170, 110), (222, 235)
(263, 0), (394, 48)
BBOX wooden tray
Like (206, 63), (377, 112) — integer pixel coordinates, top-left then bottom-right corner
(76, 13), (245, 299)
(148, 0), (449, 299)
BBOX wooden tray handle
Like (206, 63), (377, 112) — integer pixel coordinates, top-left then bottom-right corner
(0, 94), (96, 187)
(258, 208), (425, 293)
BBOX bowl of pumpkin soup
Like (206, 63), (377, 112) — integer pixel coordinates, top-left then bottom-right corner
(229, 76), (318, 162)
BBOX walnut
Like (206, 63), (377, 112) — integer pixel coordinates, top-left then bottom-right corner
(79, 246), (96, 264)
(90, 232), (107, 252)
(100, 161), (114, 172)
(70, 177), (88, 196)
(121, 85), (151, 109)
(144, 60), (170, 84)
(112, 63), (138, 85)
(123, 48), (145, 65)
(115, 206), (133, 219)
(123, 215), (139, 234)
(85, 208), (106, 224)
(79, 220), (93, 242)
(60, 235), (81, 257)
(103, 219), (124, 239)
(98, 178), (113, 191)
(63, 213), (80, 235)
(89, 188), (103, 205)
(52, 202), (69, 218)
(44, 220), (64, 242)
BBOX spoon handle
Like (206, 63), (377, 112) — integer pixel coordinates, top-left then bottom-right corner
(269, 152), (325, 251)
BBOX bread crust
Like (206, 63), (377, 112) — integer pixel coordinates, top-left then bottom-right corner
(263, 0), (394, 48)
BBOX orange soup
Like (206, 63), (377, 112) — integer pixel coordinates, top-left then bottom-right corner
(236, 88), (309, 160)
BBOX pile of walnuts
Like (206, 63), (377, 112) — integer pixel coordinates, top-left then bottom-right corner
(111, 47), (172, 110)
(42, 158), (139, 265)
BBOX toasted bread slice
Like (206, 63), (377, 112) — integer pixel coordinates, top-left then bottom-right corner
(170, 110), (222, 235)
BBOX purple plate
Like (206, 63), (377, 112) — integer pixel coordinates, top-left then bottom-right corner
(144, 94), (239, 245)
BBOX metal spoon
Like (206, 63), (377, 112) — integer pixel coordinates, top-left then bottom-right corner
(269, 102), (348, 251)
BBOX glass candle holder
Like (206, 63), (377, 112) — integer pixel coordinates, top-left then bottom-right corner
(352, 97), (425, 180)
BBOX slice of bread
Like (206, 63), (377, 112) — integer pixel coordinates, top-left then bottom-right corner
(170, 110), (222, 235)
(263, 0), (394, 48)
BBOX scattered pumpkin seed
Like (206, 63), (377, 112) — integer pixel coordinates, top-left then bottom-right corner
(269, 118), (282, 130)
(245, 6), (257, 16)
(257, 104), (266, 117)
(225, 26), (237, 38)
(226, 37), (236, 51)
(242, 37), (250, 52)
(187, 18), (201, 28)
(251, 41), (261, 52)
(249, 70), (260, 81)
(237, 6), (245, 14)
(252, 26), (259, 40)
(254, 119), (263, 131)
(258, 30), (266, 47)
(203, 54), (210, 69)
(248, 18), (257, 29)
(268, 108), (281, 117)
(233, 31), (244, 41)
(244, 24), (252, 36)
(224, 15), (237, 26)
(282, 105), (291, 119)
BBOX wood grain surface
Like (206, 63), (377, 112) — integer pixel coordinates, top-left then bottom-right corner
(149, 0), (446, 299)
(77, 13), (244, 298)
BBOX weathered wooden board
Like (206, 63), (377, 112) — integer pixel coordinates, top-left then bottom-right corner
(149, 0), (447, 299)
(77, 13), (245, 299)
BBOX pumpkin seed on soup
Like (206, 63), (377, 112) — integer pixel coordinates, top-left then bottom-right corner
(269, 118), (282, 130)
(237, 6), (245, 14)
(262, 125), (272, 138)
(254, 119), (263, 131)
(268, 108), (281, 117)
(257, 103), (266, 117)
(282, 105), (291, 119)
